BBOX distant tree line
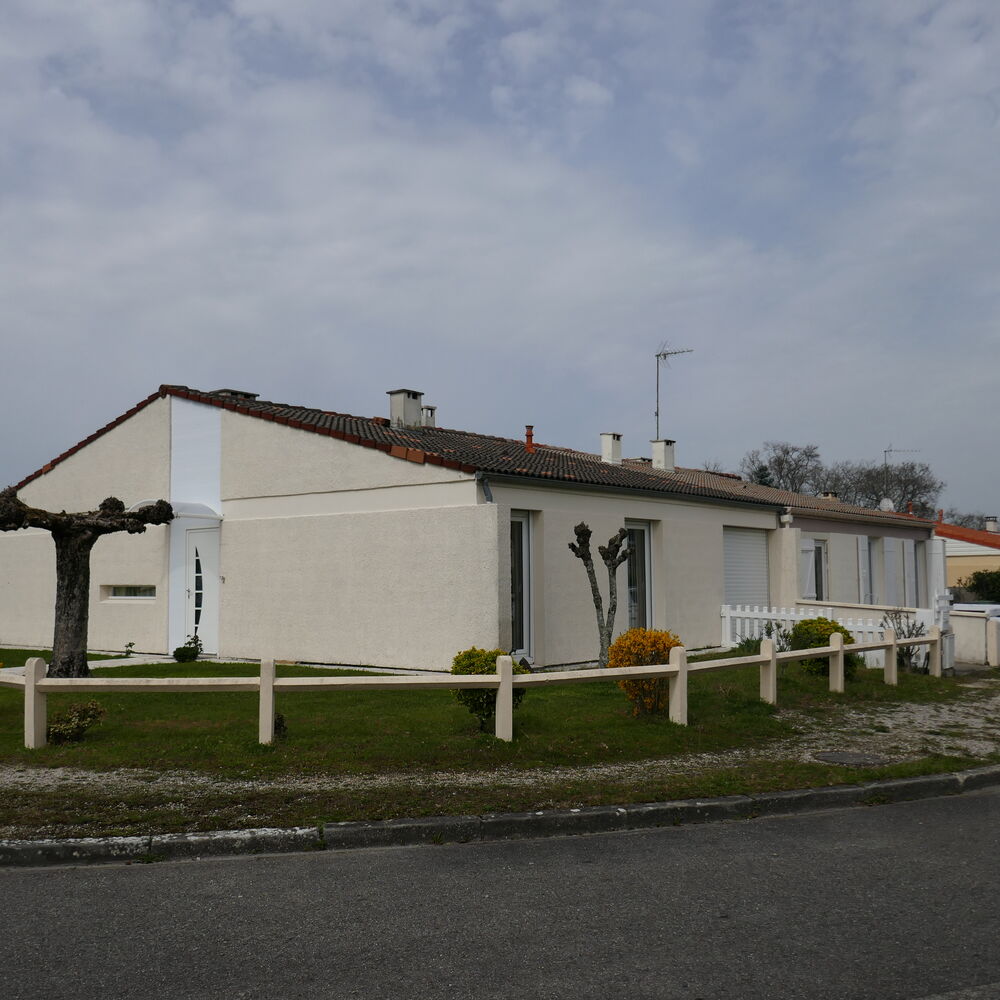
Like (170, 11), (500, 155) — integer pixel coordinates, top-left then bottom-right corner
(702, 441), (986, 523)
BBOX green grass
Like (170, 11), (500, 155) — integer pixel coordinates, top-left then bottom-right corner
(0, 648), (117, 669)
(0, 659), (989, 839)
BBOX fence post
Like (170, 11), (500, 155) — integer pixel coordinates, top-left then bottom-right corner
(759, 637), (777, 705)
(24, 657), (47, 749)
(258, 658), (276, 745)
(828, 632), (845, 694)
(668, 646), (688, 725)
(928, 625), (941, 678)
(495, 655), (513, 742)
(883, 628), (898, 686)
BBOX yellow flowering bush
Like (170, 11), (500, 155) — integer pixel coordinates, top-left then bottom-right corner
(607, 627), (683, 716)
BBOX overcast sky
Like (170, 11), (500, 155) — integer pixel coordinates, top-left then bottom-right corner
(2, 0), (998, 511)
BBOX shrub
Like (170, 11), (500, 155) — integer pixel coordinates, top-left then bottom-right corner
(47, 700), (106, 744)
(451, 647), (530, 731)
(788, 617), (862, 680)
(880, 609), (928, 674)
(173, 633), (203, 663)
(607, 628), (683, 716)
(958, 569), (1000, 603)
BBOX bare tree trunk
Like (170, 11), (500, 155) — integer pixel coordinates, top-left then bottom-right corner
(1, 490), (173, 679)
(570, 523), (630, 669)
(50, 529), (98, 677)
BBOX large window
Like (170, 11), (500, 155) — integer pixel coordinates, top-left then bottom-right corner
(625, 521), (652, 629)
(510, 512), (531, 655)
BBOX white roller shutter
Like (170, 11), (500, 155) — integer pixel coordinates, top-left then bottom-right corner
(857, 536), (872, 604)
(800, 537), (817, 601)
(884, 540), (900, 606)
(724, 528), (770, 607)
(903, 539), (917, 607)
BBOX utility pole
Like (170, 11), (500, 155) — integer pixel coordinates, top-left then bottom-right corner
(655, 345), (693, 440)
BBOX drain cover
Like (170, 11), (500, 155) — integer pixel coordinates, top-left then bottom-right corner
(813, 751), (892, 767)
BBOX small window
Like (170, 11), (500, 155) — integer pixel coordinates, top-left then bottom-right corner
(107, 585), (156, 599)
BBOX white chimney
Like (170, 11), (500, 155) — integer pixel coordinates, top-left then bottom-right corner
(600, 432), (622, 464)
(651, 439), (675, 471)
(986, 516), (999, 533)
(387, 389), (423, 427)
(421, 405), (436, 428)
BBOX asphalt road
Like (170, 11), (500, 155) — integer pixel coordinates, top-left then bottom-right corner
(2, 790), (999, 1000)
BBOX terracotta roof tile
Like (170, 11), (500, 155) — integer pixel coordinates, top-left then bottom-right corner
(934, 523), (1000, 550)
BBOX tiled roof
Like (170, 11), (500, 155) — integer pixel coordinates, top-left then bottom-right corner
(621, 460), (934, 526)
(934, 522), (1000, 550)
(11, 384), (931, 528)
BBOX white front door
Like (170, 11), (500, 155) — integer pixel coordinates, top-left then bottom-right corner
(185, 528), (220, 654)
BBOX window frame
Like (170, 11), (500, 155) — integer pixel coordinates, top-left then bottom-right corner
(510, 511), (532, 657)
(624, 520), (653, 630)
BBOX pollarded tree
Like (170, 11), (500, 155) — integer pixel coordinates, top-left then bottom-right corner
(568, 522), (630, 669)
(0, 488), (173, 677)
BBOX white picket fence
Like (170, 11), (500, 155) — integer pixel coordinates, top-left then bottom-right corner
(720, 604), (935, 669)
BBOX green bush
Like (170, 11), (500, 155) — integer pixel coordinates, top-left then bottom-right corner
(47, 700), (106, 744)
(607, 628), (683, 716)
(789, 617), (863, 680)
(451, 647), (530, 731)
(959, 569), (1000, 603)
(173, 633), (203, 663)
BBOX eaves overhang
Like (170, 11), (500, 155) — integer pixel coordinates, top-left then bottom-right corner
(481, 472), (787, 514)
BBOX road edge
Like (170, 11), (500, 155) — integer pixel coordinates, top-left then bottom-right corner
(3, 762), (999, 868)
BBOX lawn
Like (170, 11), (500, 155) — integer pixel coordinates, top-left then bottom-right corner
(0, 658), (991, 839)
(0, 648), (116, 669)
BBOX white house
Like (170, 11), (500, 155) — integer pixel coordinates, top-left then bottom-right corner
(0, 385), (946, 670)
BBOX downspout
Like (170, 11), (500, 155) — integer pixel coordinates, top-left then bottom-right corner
(476, 472), (495, 503)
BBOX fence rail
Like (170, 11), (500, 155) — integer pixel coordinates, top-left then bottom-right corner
(1, 626), (942, 749)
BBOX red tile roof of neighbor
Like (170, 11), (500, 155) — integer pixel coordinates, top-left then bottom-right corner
(933, 522), (1000, 550)
(11, 384), (932, 528)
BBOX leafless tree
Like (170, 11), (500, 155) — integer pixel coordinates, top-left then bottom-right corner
(0, 488), (173, 677)
(738, 442), (822, 493)
(568, 522), (629, 669)
(814, 461), (944, 515)
(941, 508), (988, 529)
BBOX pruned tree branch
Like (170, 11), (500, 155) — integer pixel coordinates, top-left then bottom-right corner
(0, 487), (174, 677)
(569, 522), (630, 668)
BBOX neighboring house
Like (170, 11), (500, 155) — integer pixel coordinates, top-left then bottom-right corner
(0, 385), (946, 670)
(933, 518), (1000, 588)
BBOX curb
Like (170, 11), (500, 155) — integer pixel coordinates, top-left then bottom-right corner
(2, 763), (999, 868)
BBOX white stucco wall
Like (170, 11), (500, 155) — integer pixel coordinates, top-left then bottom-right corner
(0, 398), (172, 654)
(221, 411), (470, 500)
(217, 503), (502, 670)
(19, 398), (171, 511)
(489, 481), (777, 662)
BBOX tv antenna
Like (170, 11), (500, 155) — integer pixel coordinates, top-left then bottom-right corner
(655, 344), (693, 440)
(882, 444), (920, 500)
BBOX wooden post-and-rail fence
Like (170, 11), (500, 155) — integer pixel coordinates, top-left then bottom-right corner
(2, 626), (941, 749)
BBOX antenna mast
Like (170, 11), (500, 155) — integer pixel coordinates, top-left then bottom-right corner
(655, 345), (694, 440)
(882, 444), (920, 500)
